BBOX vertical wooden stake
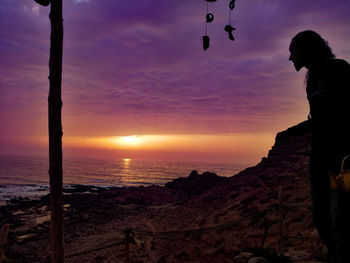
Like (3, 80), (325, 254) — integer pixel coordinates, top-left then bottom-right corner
(124, 229), (131, 263)
(0, 224), (10, 263)
(48, 0), (64, 262)
(278, 185), (284, 256)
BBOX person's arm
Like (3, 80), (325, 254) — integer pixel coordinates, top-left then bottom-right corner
(325, 59), (350, 172)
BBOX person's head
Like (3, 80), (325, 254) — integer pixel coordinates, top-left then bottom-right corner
(289, 30), (335, 71)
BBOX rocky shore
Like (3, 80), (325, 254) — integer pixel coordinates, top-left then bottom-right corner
(0, 124), (327, 263)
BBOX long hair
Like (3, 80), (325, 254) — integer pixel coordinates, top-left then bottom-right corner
(292, 30), (335, 82)
(292, 30), (335, 61)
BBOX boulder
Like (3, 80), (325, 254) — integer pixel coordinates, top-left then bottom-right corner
(165, 170), (228, 195)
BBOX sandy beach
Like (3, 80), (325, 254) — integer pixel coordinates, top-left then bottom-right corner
(0, 127), (327, 263)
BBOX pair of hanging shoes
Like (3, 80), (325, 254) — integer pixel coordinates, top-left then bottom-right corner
(203, 26), (235, 51)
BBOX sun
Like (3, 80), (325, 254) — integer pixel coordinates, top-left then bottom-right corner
(108, 134), (172, 149)
(114, 135), (143, 146)
(121, 135), (140, 144)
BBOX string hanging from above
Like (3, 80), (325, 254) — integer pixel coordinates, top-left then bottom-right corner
(203, 0), (216, 51)
(225, 0), (236, 41)
(202, 0), (237, 51)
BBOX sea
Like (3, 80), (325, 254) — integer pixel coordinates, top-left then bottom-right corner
(0, 154), (247, 205)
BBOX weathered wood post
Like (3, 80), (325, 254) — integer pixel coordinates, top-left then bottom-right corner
(0, 224), (10, 263)
(124, 228), (132, 263)
(278, 185), (284, 256)
(34, 0), (64, 262)
(48, 0), (64, 262)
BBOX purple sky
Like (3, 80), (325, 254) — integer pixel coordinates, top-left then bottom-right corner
(1, 0), (350, 162)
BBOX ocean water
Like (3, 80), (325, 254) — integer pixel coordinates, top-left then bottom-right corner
(0, 154), (246, 204)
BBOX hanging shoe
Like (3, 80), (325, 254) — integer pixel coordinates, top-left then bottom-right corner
(203, 35), (210, 50)
(224, 25), (236, 41)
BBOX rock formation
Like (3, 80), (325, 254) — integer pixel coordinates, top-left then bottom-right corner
(165, 170), (229, 195)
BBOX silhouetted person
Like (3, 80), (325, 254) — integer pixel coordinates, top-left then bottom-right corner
(289, 30), (350, 263)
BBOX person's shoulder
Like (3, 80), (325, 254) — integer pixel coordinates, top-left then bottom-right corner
(328, 58), (350, 70)
(322, 58), (350, 77)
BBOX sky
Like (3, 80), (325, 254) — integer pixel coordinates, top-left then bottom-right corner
(1, 0), (350, 164)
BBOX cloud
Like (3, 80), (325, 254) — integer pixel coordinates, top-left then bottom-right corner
(73, 0), (90, 4)
(1, 0), (350, 143)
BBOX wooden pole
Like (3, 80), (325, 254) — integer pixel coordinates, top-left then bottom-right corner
(278, 185), (284, 256)
(0, 224), (10, 263)
(32, 0), (63, 261)
(48, 0), (64, 262)
(124, 229), (131, 263)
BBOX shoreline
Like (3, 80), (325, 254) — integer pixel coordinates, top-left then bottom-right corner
(0, 182), (163, 207)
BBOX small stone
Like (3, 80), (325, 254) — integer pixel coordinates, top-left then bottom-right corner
(233, 252), (255, 263)
(248, 257), (269, 263)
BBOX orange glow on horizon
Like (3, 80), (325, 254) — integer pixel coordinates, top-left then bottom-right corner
(30, 133), (274, 152)
(67, 133), (274, 161)
(24, 133), (275, 163)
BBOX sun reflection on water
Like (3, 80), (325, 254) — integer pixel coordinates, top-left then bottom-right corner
(123, 158), (131, 173)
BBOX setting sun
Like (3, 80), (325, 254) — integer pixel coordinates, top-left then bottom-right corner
(116, 135), (143, 146)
